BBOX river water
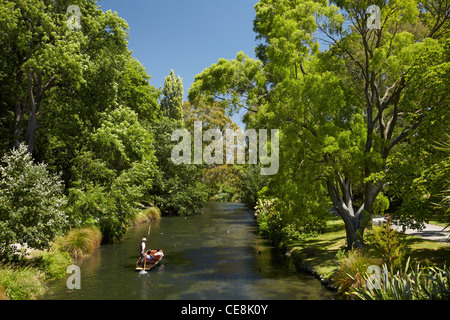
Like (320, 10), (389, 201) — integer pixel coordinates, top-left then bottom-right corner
(43, 202), (336, 300)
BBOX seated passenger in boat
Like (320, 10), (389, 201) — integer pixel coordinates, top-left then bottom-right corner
(145, 250), (154, 261)
(154, 249), (164, 257)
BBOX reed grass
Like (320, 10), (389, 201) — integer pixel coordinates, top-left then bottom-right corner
(129, 207), (161, 227)
(129, 211), (149, 226)
(0, 265), (48, 300)
(0, 284), (8, 300)
(33, 250), (73, 280)
(53, 227), (102, 259)
(145, 206), (161, 220)
(333, 249), (382, 297)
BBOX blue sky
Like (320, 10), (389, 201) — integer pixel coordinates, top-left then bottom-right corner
(99, 0), (259, 100)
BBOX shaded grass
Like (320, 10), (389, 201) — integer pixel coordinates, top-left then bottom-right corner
(0, 246), (74, 300)
(286, 219), (347, 281)
(401, 233), (450, 266)
(285, 217), (450, 285)
(31, 250), (73, 280)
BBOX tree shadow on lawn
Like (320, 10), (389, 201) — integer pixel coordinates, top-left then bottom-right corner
(401, 234), (450, 266)
(290, 233), (347, 277)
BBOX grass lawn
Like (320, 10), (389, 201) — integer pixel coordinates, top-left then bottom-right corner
(284, 217), (450, 286)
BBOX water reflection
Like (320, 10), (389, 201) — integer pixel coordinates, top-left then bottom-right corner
(43, 202), (336, 300)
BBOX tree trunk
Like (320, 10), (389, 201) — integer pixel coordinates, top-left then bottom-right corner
(327, 173), (382, 249)
(24, 69), (52, 155)
(11, 101), (24, 150)
(25, 111), (38, 154)
(344, 215), (364, 249)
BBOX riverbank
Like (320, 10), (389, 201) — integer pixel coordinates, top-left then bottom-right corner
(0, 207), (161, 300)
(280, 217), (450, 294)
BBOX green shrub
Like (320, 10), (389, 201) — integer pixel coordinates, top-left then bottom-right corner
(255, 198), (327, 244)
(145, 207), (161, 220)
(214, 192), (232, 202)
(255, 199), (285, 244)
(366, 215), (406, 271)
(33, 250), (73, 280)
(130, 211), (149, 226)
(0, 144), (68, 259)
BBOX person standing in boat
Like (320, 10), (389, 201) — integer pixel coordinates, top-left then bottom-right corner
(140, 238), (147, 258)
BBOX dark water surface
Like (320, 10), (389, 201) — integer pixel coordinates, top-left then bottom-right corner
(43, 202), (336, 300)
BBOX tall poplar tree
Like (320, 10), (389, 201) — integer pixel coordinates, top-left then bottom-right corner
(161, 69), (183, 120)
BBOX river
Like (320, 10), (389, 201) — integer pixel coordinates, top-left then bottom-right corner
(42, 202), (336, 300)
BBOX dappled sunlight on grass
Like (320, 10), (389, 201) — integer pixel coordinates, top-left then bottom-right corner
(286, 217), (450, 285)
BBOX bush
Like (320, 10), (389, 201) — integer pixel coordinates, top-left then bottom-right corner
(255, 198), (327, 244)
(366, 214), (406, 271)
(255, 198), (285, 244)
(0, 144), (68, 260)
(240, 165), (270, 210)
(145, 207), (161, 220)
(214, 192), (232, 202)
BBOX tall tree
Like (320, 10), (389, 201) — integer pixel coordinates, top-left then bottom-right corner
(148, 119), (209, 216)
(161, 69), (183, 120)
(0, 0), (129, 154)
(183, 98), (242, 200)
(189, 0), (449, 248)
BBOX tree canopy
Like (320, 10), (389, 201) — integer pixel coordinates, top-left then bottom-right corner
(0, 0), (448, 254)
(189, 0), (449, 248)
(0, 0), (209, 249)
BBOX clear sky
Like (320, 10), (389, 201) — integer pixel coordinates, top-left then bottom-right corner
(99, 0), (259, 100)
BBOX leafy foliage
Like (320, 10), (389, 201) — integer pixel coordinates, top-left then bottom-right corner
(149, 119), (209, 216)
(0, 144), (67, 258)
(333, 249), (382, 297)
(367, 215), (406, 271)
(189, 0), (450, 249)
(350, 258), (450, 300)
(161, 70), (183, 120)
(0, 0), (209, 246)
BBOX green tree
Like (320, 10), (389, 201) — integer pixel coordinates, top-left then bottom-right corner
(392, 133), (450, 229)
(0, 144), (67, 259)
(161, 70), (183, 120)
(0, 0), (130, 154)
(183, 97), (242, 201)
(66, 106), (157, 242)
(189, 0), (449, 248)
(240, 164), (270, 210)
(0, 0), (164, 244)
(149, 119), (209, 216)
